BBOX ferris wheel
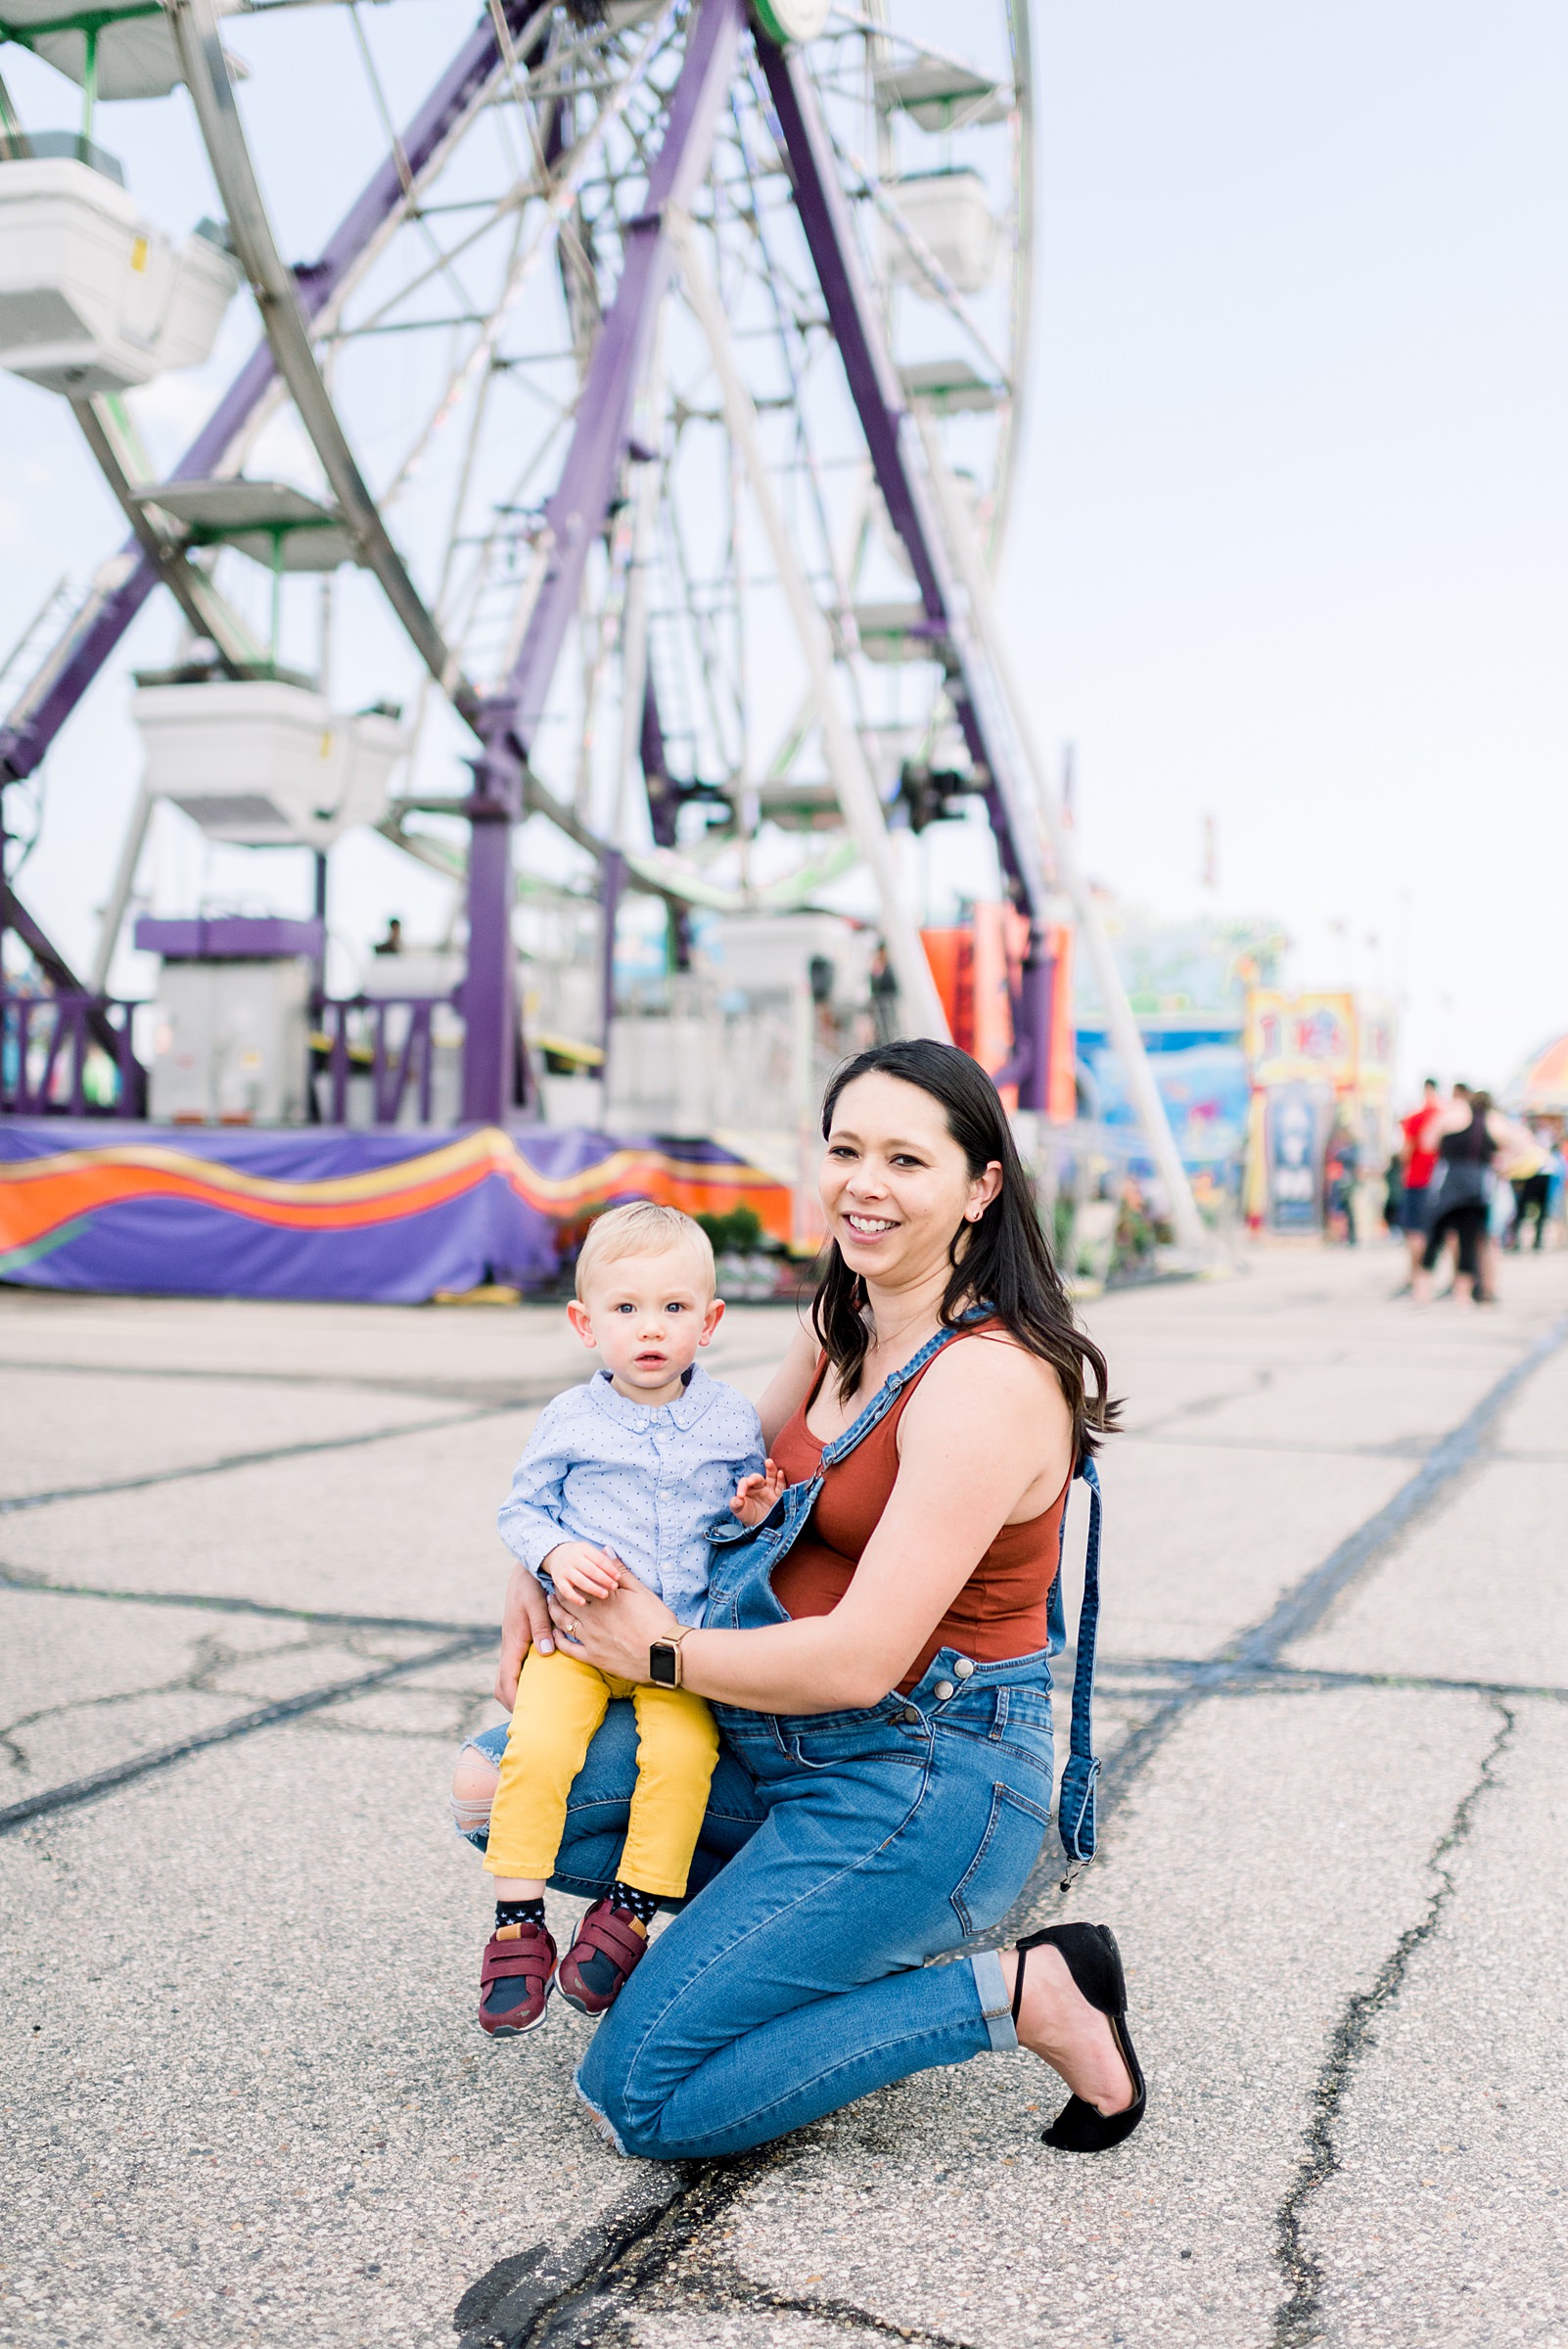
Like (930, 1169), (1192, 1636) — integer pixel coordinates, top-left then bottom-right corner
(0, 0), (1205, 1247)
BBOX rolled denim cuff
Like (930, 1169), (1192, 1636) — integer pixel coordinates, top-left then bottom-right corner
(971, 1949), (1018, 2054)
(574, 2070), (630, 2158)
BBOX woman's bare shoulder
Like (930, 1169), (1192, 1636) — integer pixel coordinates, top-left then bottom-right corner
(906, 1325), (1071, 1428)
(892, 1326), (1072, 1515)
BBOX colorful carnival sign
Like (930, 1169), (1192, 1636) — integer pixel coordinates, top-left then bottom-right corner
(1245, 991), (1359, 1089)
(0, 1122), (791, 1304)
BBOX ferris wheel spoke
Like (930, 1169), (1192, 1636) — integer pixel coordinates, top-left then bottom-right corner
(670, 205), (946, 1036)
(165, 0), (505, 704)
(369, 0), (683, 511)
(726, 89), (860, 623)
(422, 221), (526, 633)
(658, 438), (741, 788)
(336, 197), (537, 340)
(345, 0), (489, 331)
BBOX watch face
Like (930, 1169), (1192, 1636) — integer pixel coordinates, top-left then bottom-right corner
(649, 1643), (676, 1686)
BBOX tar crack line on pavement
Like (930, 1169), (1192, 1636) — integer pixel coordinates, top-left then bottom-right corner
(454, 2154), (969, 2349)
(0, 1630), (491, 1833)
(0, 1343), (791, 1411)
(0, 1341), (797, 1514)
(1096, 1656), (1568, 1707)
(0, 1404), (517, 1516)
(0, 1561), (487, 1637)
(1269, 1699), (1518, 2348)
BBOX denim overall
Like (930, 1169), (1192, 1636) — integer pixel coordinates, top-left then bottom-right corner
(566, 1320), (1108, 2160)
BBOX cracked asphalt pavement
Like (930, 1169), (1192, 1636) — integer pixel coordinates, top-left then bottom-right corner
(2, 1249), (1566, 2348)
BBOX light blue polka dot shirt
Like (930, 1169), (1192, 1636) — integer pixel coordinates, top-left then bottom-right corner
(497, 1365), (765, 1629)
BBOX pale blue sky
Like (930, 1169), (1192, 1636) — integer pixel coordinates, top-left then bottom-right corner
(4, 0), (1566, 1092)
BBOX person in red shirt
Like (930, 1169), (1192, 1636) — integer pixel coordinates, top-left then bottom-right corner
(1399, 1078), (1443, 1280)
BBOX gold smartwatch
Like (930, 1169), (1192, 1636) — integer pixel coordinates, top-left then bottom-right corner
(648, 1629), (693, 1688)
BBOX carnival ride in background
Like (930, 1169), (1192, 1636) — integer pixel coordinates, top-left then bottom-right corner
(0, 0), (1201, 1297)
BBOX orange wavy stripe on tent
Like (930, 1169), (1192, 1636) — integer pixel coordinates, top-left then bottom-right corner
(522, 1153), (792, 1237)
(0, 1144), (790, 1256)
(500, 1152), (781, 1215)
(635, 1178), (793, 1242)
(0, 1157), (495, 1249)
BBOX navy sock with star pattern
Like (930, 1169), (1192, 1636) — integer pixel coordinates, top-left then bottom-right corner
(610, 1880), (658, 1928)
(495, 1896), (546, 1934)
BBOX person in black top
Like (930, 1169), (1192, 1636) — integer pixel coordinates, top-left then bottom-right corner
(1412, 1088), (1528, 1305)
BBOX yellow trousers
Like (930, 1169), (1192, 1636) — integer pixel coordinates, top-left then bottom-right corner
(483, 1646), (719, 1900)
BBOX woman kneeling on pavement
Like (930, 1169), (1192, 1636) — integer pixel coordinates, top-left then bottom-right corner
(450, 1039), (1144, 2161)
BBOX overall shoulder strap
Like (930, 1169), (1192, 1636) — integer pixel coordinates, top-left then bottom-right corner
(1055, 1454), (1103, 1882)
(817, 1313), (980, 1470)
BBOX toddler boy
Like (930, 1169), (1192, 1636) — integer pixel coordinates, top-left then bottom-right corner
(478, 1200), (778, 2037)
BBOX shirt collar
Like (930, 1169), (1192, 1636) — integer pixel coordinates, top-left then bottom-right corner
(590, 1361), (716, 1434)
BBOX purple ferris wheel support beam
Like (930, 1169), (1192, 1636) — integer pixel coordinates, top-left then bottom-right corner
(758, 35), (1058, 1109)
(757, 34), (1042, 911)
(0, 0), (544, 797)
(459, 0), (745, 1126)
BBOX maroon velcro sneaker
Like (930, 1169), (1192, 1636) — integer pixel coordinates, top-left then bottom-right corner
(557, 1901), (650, 2016)
(478, 1918), (557, 2036)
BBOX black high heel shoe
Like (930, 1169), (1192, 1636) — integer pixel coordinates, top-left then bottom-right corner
(1013, 1921), (1147, 2151)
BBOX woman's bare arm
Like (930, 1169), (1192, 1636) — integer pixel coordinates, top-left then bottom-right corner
(753, 1318), (821, 1451)
(553, 1340), (1072, 1713)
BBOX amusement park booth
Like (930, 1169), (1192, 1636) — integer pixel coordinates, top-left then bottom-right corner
(1242, 990), (1397, 1235)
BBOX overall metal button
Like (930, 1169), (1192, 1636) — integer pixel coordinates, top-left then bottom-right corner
(900, 1704), (922, 1724)
(952, 1656), (976, 1680)
(933, 1680), (955, 1701)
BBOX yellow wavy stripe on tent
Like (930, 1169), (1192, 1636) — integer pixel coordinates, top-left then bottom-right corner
(0, 1128), (781, 1212)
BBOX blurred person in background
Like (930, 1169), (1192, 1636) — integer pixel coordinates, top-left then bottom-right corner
(1413, 1088), (1531, 1305)
(1546, 1128), (1568, 1244)
(1503, 1123), (1553, 1252)
(1383, 1142), (1406, 1238)
(868, 942), (899, 1046)
(1323, 1112), (1360, 1244)
(1394, 1078), (1442, 1293)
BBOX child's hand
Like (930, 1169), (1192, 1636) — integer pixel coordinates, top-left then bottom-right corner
(543, 1542), (623, 1610)
(730, 1459), (787, 1528)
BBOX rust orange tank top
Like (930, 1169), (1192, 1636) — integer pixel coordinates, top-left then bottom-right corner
(769, 1323), (1070, 1692)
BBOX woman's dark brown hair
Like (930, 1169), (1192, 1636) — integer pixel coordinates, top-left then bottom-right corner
(812, 1038), (1119, 1461)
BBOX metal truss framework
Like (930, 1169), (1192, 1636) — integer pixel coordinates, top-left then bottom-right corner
(1, 0), (1064, 1123)
(0, 0), (546, 1012)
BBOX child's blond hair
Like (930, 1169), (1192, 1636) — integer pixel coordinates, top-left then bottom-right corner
(574, 1201), (715, 1301)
